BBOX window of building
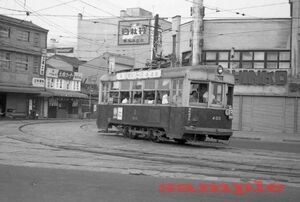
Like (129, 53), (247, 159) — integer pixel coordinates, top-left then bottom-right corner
(16, 54), (28, 71)
(33, 56), (40, 74)
(203, 50), (291, 69)
(17, 30), (30, 42)
(254, 52), (264, 60)
(278, 51), (290, 68)
(219, 52), (229, 60)
(266, 52), (278, 60)
(33, 33), (40, 47)
(205, 52), (217, 60)
(0, 51), (11, 70)
(0, 25), (10, 38)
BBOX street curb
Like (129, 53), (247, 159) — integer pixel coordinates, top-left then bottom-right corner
(231, 137), (261, 141)
(232, 136), (300, 144)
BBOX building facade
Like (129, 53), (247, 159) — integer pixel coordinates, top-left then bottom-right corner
(0, 14), (48, 119)
(77, 8), (172, 69)
(161, 1), (300, 134)
(45, 55), (87, 118)
(78, 52), (135, 118)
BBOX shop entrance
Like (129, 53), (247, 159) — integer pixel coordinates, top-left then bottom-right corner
(0, 93), (6, 117)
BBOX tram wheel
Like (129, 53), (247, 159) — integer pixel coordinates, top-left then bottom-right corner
(174, 139), (187, 144)
(122, 127), (129, 138)
(150, 131), (162, 143)
(129, 132), (137, 139)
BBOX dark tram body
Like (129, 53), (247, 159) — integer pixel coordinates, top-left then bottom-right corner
(97, 65), (234, 143)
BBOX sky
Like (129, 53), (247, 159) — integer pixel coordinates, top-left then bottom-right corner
(0, 0), (291, 47)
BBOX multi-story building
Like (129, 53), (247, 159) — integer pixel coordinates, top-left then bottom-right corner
(0, 14), (48, 119)
(162, 0), (300, 135)
(45, 54), (87, 118)
(76, 4), (300, 135)
(78, 52), (135, 118)
(77, 8), (172, 69)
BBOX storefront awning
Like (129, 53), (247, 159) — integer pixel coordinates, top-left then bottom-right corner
(46, 90), (88, 98)
(0, 86), (42, 94)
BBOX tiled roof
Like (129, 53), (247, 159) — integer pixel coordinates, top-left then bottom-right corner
(48, 54), (85, 67)
(0, 14), (48, 32)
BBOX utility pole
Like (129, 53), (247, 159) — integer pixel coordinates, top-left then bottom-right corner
(152, 14), (159, 61)
(192, 0), (204, 66)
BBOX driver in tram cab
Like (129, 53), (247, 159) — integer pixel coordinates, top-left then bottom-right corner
(199, 85), (208, 103)
(189, 91), (199, 103)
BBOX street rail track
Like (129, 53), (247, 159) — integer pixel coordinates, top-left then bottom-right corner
(9, 121), (300, 186)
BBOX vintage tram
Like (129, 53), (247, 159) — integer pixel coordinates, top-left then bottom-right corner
(97, 65), (234, 143)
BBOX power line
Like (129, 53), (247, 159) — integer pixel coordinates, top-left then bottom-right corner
(0, 6), (27, 12)
(33, 0), (79, 13)
(185, 0), (290, 18)
(79, 0), (123, 20)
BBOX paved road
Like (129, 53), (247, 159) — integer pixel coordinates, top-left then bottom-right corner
(1, 164), (299, 202)
(229, 138), (300, 153)
(0, 120), (299, 201)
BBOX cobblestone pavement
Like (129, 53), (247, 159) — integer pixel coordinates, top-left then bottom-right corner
(0, 120), (300, 187)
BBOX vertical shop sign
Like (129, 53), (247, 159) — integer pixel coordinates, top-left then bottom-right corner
(40, 49), (47, 76)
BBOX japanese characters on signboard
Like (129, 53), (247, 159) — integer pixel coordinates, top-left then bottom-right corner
(73, 72), (83, 81)
(118, 20), (150, 45)
(40, 49), (47, 76)
(46, 68), (59, 77)
(58, 70), (74, 80)
(32, 78), (45, 87)
(46, 68), (82, 81)
(116, 69), (161, 80)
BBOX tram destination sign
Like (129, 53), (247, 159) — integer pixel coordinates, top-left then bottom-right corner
(116, 70), (161, 80)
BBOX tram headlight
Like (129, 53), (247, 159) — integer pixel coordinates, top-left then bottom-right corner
(217, 65), (223, 74)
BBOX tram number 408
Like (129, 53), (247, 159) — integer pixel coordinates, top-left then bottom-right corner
(212, 116), (221, 121)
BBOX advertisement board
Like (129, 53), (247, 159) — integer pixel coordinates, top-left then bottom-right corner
(118, 20), (150, 45)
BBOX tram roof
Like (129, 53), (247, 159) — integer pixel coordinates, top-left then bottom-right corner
(100, 65), (234, 84)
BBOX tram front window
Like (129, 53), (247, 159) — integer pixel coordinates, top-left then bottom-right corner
(212, 83), (223, 105)
(189, 83), (208, 104)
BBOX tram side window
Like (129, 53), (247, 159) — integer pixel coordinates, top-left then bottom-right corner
(108, 92), (119, 104)
(189, 83), (208, 104)
(108, 81), (120, 103)
(132, 81), (143, 104)
(212, 83), (223, 105)
(120, 81), (130, 104)
(143, 80), (155, 104)
(120, 92), (130, 104)
(132, 91), (142, 104)
(143, 91), (155, 104)
(171, 79), (183, 105)
(101, 82), (109, 103)
(157, 79), (170, 104)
